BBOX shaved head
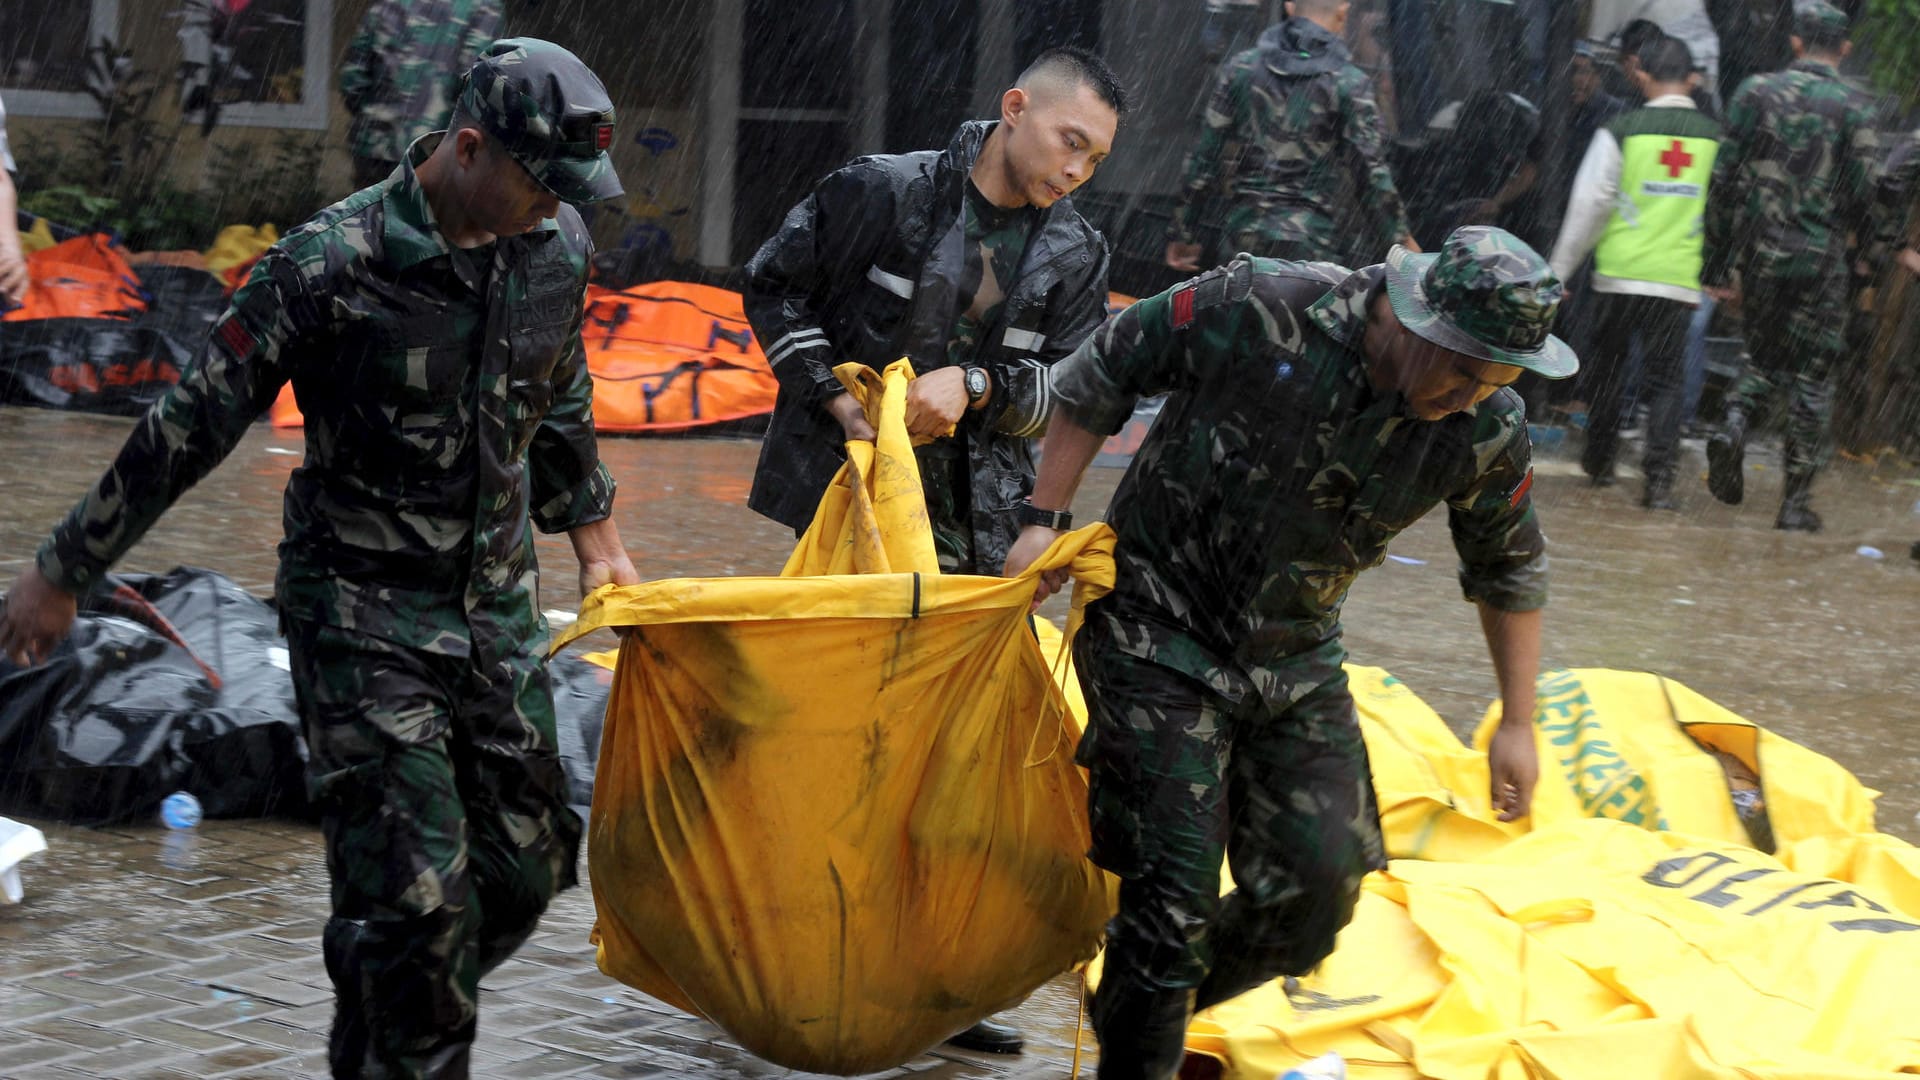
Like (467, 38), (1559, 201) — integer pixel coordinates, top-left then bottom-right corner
(1015, 46), (1129, 118)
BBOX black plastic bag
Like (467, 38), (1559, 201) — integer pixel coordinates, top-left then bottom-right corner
(0, 567), (310, 824)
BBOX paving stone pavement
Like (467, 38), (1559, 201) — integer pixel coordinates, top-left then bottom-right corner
(0, 817), (1100, 1079)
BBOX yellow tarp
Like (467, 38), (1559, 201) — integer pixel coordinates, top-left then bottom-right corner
(1185, 666), (1920, 1078)
(555, 360), (1118, 1074)
(202, 223), (277, 275)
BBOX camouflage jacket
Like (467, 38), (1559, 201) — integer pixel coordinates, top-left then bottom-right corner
(37, 134), (614, 666)
(1169, 18), (1409, 256)
(1050, 257), (1545, 705)
(1702, 58), (1880, 286)
(339, 0), (503, 165)
(743, 120), (1110, 572)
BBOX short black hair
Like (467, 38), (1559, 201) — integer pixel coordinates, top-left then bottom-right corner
(1019, 46), (1131, 118)
(1797, 21), (1850, 51)
(1639, 35), (1695, 82)
(1618, 18), (1667, 60)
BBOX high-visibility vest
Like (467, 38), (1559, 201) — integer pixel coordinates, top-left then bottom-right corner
(1594, 106), (1723, 291)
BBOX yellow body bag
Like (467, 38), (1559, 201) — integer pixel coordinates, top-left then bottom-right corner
(555, 360), (1118, 1073)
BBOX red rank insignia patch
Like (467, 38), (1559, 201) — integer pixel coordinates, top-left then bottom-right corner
(1171, 285), (1196, 329)
(217, 318), (256, 358)
(595, 124), (614, 151)
(1507, 467), (1534, 507)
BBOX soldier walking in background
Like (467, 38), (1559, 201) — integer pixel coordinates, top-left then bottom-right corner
(340, 0), (504, 189)
(0, 41), (635, 1078)
(1700, 0), (1880, 531)
(1166, 0), (1417, 272)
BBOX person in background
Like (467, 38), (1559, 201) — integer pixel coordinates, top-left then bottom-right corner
(1167, 0), (1417, 271)
(1701, 0), (1880, 531)
(340, 0), (503, 189)
(1549, 35), (1720, 508)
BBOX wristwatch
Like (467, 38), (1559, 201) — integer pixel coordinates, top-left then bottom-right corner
(963, 366), (989, 406)
(1015, 500), (1073, 531)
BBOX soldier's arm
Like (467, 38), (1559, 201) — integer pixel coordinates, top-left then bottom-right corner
(1876, 130), (1920, 265)
(1840, 97), (1884, 265)
(742, 161), (895, 410)
(32, 252), (315, 596)
(1702, 78), (1761, 287)
(1169, 55), (1247, 247)
(1445, 407), (1547, 616)
(987, 232), (1113, 438)
(528, 296), (617, 536)
(1337, 68), (1413, 251)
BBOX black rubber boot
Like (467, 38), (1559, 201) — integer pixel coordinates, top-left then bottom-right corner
(945, 1018), (1025, 1055)
(1706, 406), (1747, 505)
(1642, 471), (1676, 511)
(1775, 472), (1822, 532)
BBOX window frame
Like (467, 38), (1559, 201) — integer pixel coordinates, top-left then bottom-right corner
(2, 0), (121, 120)
(178, 0), (335, 131)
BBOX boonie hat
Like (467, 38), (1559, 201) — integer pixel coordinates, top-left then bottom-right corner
(1383, 226), (1579, 379)
(458, 38), (624, 204)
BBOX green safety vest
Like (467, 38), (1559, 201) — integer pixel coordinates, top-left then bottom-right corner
(1594, 106), (1723, 291)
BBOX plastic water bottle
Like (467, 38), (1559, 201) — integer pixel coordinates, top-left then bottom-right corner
(1279, 1053), (1346, 1080)
(159, 791), (202, 830)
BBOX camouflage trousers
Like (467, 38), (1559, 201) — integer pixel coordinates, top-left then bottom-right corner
(1218, 202), (1344, 267)
(916, 441), (977, 574)
(1072, 626), (1385, 1080)
(1726, 271), (1847, 479)
(284, 618), (582, 1080)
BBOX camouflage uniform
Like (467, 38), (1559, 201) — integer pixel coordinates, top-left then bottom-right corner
(1170, 17), (1410, 265)
(340, 0), (504, 186)
(1701, 5), (1880, 521)
(35, 41), (622, 1079)
(1049, 230), (1565, 1079)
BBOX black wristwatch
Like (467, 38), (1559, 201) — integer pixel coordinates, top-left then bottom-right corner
(963, 366), (989, 406)
(1015, 500), (1073, 531)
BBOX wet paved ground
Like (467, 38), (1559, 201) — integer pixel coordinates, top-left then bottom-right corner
(2, 403), (1919, 1077)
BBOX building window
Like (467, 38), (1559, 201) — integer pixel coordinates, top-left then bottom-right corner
(0, 0), (120, 119)
(178, 0), (333, 130)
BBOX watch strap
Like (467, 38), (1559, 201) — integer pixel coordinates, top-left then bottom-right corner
(1016, 501), (1073, 530)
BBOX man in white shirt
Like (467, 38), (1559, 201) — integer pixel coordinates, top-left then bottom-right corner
(1548, 36), (1721, 508)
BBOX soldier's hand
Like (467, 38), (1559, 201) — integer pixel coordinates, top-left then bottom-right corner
(1703, 284), (1738, 305)
(1899, 248), (1920, 277)
(0, 240), (28, 308)
(1398, 235), (1422, 254)
(904, 366), (969, 438)
(825, 391), (876, 442)
(0, 568), (79, 669)
(1165, 241), (1203, 272)
(1004, 525), (1070, 613)
(1487, 719), (1538, 823)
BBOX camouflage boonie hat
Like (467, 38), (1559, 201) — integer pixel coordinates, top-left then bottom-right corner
(1384, 226), (1579, 379)
(458, 38), (624, 204)
(1794, 0), (1849, 41)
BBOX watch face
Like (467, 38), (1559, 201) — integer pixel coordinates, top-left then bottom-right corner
(966, 368), (987, 398)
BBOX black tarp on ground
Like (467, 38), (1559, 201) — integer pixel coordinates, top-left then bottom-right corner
(0, 263), (229, 417)
(0, 567), (616, 826)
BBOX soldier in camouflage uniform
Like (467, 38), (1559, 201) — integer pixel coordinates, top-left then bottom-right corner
(1006, 226), (1575, 1080)
(1701, 0), (1881, 531)
(0, 40), (633, 1079)
(340, 0), (503, 189)
(1166, 0), (1416, 273)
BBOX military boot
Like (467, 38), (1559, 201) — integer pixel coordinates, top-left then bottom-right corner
(1706, 406), (1747, 505)
(1775, 472), (1822, 532)
(1642, 470), (1676, 511)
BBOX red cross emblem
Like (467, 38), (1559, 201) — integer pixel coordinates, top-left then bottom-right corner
(1659, 139), (1694, 179)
